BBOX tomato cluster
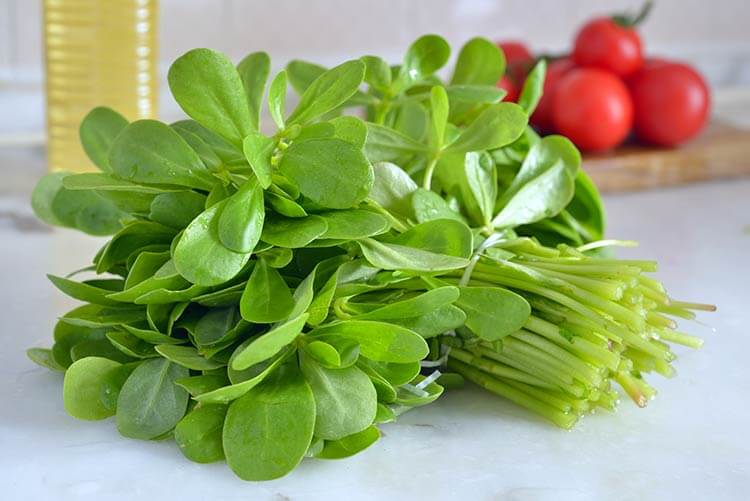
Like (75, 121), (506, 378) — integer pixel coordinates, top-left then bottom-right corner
(497, 3), (710, 152)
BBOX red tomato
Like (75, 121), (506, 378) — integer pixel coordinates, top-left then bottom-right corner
(573, 17), (643, 76)
(497, 40), (533, 66)
(552, 68), (633, 152)
(628, 62), (710, 146)
(497, 75), (519, 102)
(530, 57), (575, 132)
(497, 40), (534, 85)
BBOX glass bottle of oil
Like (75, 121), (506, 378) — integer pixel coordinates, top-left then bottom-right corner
(43, 0), (158, 172)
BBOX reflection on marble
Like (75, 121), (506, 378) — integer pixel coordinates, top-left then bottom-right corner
(1, 148), (748, 500)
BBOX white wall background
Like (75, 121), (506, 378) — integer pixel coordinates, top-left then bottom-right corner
(2, 0), (750, 137)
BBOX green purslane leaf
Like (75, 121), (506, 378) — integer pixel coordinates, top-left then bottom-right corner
(149, 191), (206, 229)
(174, 403), (227, 463)
(63, 357), (129, 420)
(429, 86), (449, 150)
(309, 320), (429, 363)
(173, 201), (252, 286)
(517, 59), (547, 116)
(109, 120), (216, 190)
(399, 34), (451, 88)
(360, 55), (392, 93)
(173, 121), (223, 171)
(47, 274), (124, 307)
(358, 238), (470, 273)
(116, 358), (189, 439)
(300, 354), (377, 440)
(368, 162), (418, 219)
(392, 218), (474, 258)
(446, 84), (506, 106)
(79, 107), (129, 172)
(456, 287), (531, 341)
(31, 171), (127, 235)
(365, 123), (428, 164)
(354, 287), (460, 320)
(28, 347), (66, 372)
(240, 259), (294, 323)
(318, 209), (389, 240)
(303, 340), (341, 368)
(268, 70), (288, 129)
(445, 103), (528, 154)
(411, 187), (463, 223)
(193, 348), (291, 404)
(242, 132), (275, 189)
(223, 365), (315, 481)
(171, 119), (244, 165)
(279, 138), (373, 209)
(451, 37), (506, 86)
(286, 59), (326, 95)
(218, 178), (265, 253)
(168, 48), (253, 145)
(287, 60), (366, 126)
(464, 151), (497, 226)
(230, 314), (308, 371)
(155, 344), (226, 371)
(237, 51), (271, 132)
(329, 115), (368, 148)
(493, 135), (580, 229)
(261, 215), (328, 248)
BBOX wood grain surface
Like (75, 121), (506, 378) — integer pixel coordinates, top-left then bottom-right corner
(582, 121), (750, 192)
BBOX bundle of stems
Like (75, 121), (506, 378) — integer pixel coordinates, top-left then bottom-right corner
(437, 238), (712, 428)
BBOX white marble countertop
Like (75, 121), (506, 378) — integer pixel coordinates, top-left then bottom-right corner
(0, 145), (748, 500)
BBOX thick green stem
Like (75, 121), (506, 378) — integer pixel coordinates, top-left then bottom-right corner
(448, 359), (578, 429)
(450, 348), (555, 388)
(422, 156), (439, 190)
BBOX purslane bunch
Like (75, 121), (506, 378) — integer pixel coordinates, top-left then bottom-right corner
(28, 35), (713, 481)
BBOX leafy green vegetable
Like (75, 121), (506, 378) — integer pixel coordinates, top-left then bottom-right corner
(492, 135), (580, 229)
(309, 320), (428, 363)
(29, 37), (709, 483)
(155, 345), (226, 371)
(168, 48), (253, 145)
(149, 191), (206, 229)
(240, 259), (294, 323)
(517, 59), (546, 115)
(300, 354), (376, 440)
(445, 103), (527, 154)
(63, 357), (128, 419)
(261, 215), (327, 248)
(279, 138), (373, 209)
(451, 37), (506, 86)
(175, 403), (227, 463)
(268, 70), (288, 129)
(399, 34), (451, 88)
(230, 314), (308, 370)
(218, 178), (264, 253)
(109, 120), (216, 190)
(79, 107), (129, 171)
(287, 60), (365, 126)
(116, 358), (189, 439)
(237, 51), (270, 132)
(223, 365), (315, 480)
(174, 201), (251, 286)
(456, 287), (530, 341)
(242, 132), (275, 188)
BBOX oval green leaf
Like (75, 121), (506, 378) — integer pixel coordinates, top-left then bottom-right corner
(116, 358), (189, 439)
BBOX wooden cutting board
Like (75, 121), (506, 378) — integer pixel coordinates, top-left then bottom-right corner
(582, 121), (750, 192)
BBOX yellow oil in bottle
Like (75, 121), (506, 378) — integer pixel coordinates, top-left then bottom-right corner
(43, 0), (158, 172)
